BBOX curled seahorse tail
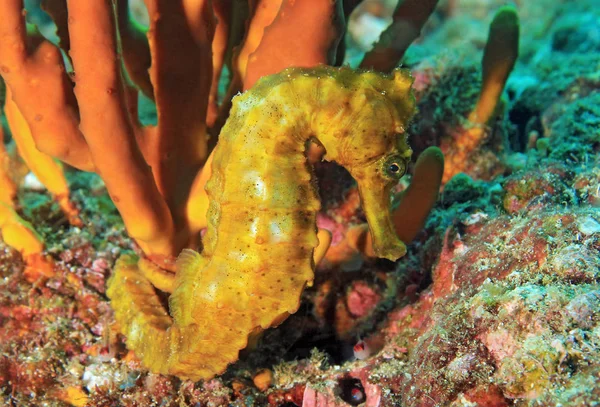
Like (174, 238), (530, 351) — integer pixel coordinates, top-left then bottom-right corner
(166, 249), (253, 379)
(106, 255), (172, 374)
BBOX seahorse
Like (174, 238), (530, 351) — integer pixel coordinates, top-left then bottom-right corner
(107, 66), (415, 380)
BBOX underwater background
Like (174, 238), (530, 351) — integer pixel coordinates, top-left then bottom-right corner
(1, 0), (599, 406)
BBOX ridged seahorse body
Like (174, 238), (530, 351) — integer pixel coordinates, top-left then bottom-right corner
(107, 66), (415, 380)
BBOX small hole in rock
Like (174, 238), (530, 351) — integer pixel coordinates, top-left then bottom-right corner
(338, 377), (366, 406)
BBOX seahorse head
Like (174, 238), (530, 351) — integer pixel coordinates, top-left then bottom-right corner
(314, 68), (416, 261)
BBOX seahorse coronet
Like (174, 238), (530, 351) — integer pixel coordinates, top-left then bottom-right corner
(107, 66), (416, 381)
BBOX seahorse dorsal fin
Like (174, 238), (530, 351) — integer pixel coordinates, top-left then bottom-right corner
(176, 248), (202, 274)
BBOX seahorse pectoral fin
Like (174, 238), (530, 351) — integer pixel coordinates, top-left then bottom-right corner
(169, 248), (204, 325)
(175, 248), (203, 271)
(358, 184), (406, 261)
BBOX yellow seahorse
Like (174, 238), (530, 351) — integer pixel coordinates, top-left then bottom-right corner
(107, 66), (415, 380)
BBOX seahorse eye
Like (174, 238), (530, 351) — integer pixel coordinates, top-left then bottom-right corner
(384, 156), (406, 178)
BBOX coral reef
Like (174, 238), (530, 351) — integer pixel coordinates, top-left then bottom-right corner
(0, 0), (599, 406)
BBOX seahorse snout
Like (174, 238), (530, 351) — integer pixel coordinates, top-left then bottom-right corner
(357, 183), (407, 261)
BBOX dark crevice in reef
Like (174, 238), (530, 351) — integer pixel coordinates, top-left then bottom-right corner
(338, 377), (366, 406)
(508, 102), (542, 152)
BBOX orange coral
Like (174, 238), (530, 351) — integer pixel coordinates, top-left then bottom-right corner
(0, 125), (16, 205)
(0, 122), (42, 259)
(242, 0), (343, 89)
(442, 6), (520, 183)
(4, 87), (81, 226)
(0, 6), (92, 170)
(360, 0), (440, 72)
(0, 3), (84, 259)
(0, 202), (43, 258)
(0, 0), (348, 263)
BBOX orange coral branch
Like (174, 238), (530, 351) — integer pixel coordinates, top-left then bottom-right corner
(469, 6), (519, 125)
(207, 0), (268, 140)
(0, 126), (17, 204)
(141, 0), (214, 222)
(236, 0), (282, 87)
(207, 0), (232, 127)
(116, 0), (154, 99)
(67, 0), (175, 256)
(0, 0), (93, 171)
(243, 0), (345, 90)
(4, 87), (81, 226)
(0, 202), (44, 257)
(206, 0), (248, 129)
(393, 146), (444, 243)
(0, 132), (52, 274)
(442, 6), (519, 183)
(360, 0), (440, 72)
(314, 228), (333, 266)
